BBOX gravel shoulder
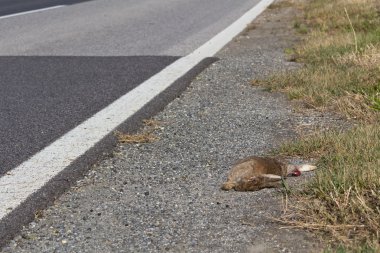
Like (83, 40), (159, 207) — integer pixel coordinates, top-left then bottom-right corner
(2, 2), (347, 252)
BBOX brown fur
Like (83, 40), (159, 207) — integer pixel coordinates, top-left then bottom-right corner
(221, 156), (313, 191)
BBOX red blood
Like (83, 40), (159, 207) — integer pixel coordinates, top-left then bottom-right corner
(291, 169), (301, 177)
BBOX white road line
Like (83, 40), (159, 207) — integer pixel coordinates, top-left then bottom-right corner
(0, 5), (65, 20)
(0, 0), (274, 219)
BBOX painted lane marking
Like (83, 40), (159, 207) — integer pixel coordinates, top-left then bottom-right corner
(0, 5), (65, 20)
(0, 0), (274, 219)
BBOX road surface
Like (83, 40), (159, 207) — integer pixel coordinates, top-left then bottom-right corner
(0, 0), (269, 248)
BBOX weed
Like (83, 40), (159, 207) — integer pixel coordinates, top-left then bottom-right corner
(372, 96), (380, 111)
(284, 47), (295, 55)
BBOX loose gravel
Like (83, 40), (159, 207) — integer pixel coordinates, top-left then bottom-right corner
(3, 2), (348, 252)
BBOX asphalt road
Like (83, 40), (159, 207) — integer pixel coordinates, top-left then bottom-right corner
(0, 0), (263, 246)
(0, 0), (261, 175)
(0, 0), (90, 17)
(0, 0), (261, 56)
(0, 56), (178, 175)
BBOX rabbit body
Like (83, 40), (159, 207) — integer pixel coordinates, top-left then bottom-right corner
(221, 156), (315, 191)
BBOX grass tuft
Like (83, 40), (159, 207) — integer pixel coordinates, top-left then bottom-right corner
(278, 125), (380, 248)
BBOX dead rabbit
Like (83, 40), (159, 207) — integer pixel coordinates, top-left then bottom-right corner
(221, 156), (316, 191)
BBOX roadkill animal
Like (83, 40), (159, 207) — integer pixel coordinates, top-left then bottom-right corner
(221, 156), (316, 191)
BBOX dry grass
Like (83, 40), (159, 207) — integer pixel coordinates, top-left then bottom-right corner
(253, 0), (380, 124)
(258, 56), (380, 122)
(333, 45), (380, 69)
(142, 119), (162, 129)
(277, 125), (380, 249)
(114, 119), (162, 144)
(115, 132), (157, 144)
(254, 0), (380, 250)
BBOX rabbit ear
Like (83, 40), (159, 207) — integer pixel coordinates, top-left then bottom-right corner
(248, 176), (259, 183)
(260, 174), (282, 182)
